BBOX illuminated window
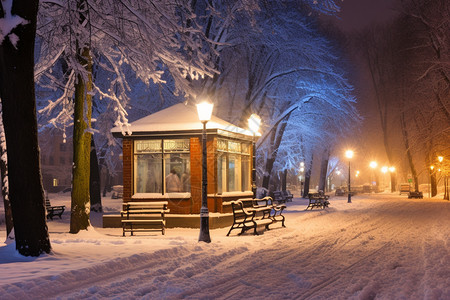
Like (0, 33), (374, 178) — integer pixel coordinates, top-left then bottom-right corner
(134, 139), (190, 194)
(53, 178), (58, 187)
(217, 139), (251, 194)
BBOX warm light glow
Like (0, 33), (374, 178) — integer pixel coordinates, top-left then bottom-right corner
(381, 166), (388, 173)
(345, 150), (354, 159)
(438, 156), (444, 163)
(196, 102), (214, 122)
(389, 166), (396, 173)
(248, 113), (261, 134)
(430, 165), (434, 170)
(300, 167), (305, 172)
(300, 162), (305, 167)
(369, 161), (378, 169)
(336, 170), (341, 175)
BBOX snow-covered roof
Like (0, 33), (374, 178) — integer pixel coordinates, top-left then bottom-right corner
(111, 103), (254, 137)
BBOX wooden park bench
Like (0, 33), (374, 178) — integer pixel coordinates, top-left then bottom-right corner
(45, 197), (65, 220)
(111, 185), (123, 199)
(306, 192), (330, 210)
(264, 196), (287, 227)
(408, 191), (423, 199)
(272, 191), (285, 204)
(226, 200), (273, 236)
(335, 188), (345, 196)
(242, 197), (287, 227)
(272, 190), (294, 204)
(282, 190), (294, 202)
(121, 201), (169, 236)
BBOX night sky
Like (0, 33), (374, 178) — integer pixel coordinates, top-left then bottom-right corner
(337, 0), (399, 31)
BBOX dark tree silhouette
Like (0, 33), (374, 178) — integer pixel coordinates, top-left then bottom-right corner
(0, 0), (51, 256)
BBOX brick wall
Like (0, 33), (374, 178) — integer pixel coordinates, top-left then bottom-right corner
(122, 138), (133, 203)
(190, 137), (201, 214)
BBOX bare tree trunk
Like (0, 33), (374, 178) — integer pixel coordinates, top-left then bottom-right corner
(0, 104), (13, 238)
(70, 46), (93, 233)
(0, 0), (51, 255)
(261, 114), (291, 190)
(281, 169), (287, 191)
(400, 112), (419, 191)
(318, 149), (329, 192)
(90, 138), (102, 212)
(362, 29), (398, 192)
(302, 153), (314, 198)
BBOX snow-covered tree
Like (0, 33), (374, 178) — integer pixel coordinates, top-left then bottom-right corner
(196, 2), (358, 191)
(35, 0), (218, 232)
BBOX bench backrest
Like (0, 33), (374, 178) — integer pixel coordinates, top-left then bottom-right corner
(238, 198), (256, 209)
(123, 201), (168, 211)
(230, 200), (252, 221)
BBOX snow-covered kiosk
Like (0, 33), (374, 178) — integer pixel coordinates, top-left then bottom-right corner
(108, 103), (255, 228)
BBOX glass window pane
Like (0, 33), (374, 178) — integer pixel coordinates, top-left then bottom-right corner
(164, 139), (190, 152)
(164, 153), (190, 192)
(217, 153), (226, 194)
(228, 141), (241, 153)
(242, 155), (250, 191)
(135, 140), (162, 153)
(134, 154), (162, 193)
(228, 155), (241, 192)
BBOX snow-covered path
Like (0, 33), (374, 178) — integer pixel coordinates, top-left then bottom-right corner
(1, 194), (449, 299)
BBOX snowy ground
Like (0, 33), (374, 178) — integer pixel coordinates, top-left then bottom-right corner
(0, 193), (449, 300)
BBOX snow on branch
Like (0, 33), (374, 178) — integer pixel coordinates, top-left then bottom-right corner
(0, 0), (29, 47)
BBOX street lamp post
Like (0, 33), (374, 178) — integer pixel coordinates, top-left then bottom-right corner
(370, 161), (378, 192)
(389, 166), (396, 192)
(248, 114), (261, 199)
(197, 101), (214, 243)
(381, 166), (388, 192)
(345, 150), (354, 203)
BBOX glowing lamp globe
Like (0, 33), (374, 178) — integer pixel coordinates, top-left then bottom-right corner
(196, 102), (214, 122)
(248, 114), (261, 134)
(345, 150), (354, 159)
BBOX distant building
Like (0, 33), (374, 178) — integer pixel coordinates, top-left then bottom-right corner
(39, 131), (72, 193)
(39, 130), (123, 193)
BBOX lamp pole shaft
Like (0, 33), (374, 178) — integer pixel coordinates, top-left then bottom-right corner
(348, 160), (352, 203)
(252, 134), (256, 198)
(199, 121), (211, 242)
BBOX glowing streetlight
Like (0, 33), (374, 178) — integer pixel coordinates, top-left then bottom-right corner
(299, 162), (305, 197)
(438, 156), (444, 163)
(381, 166), (388, 173)
(345, 150), (354, 203)
(369, 161), (378, 191)
(197, 101), (213, 243)
(389, 166), (396, 173)
(248, 114), (261, 198)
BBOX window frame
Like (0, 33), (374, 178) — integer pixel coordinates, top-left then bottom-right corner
(216, 138), (251, 194)
(133, 139), (191, 195)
